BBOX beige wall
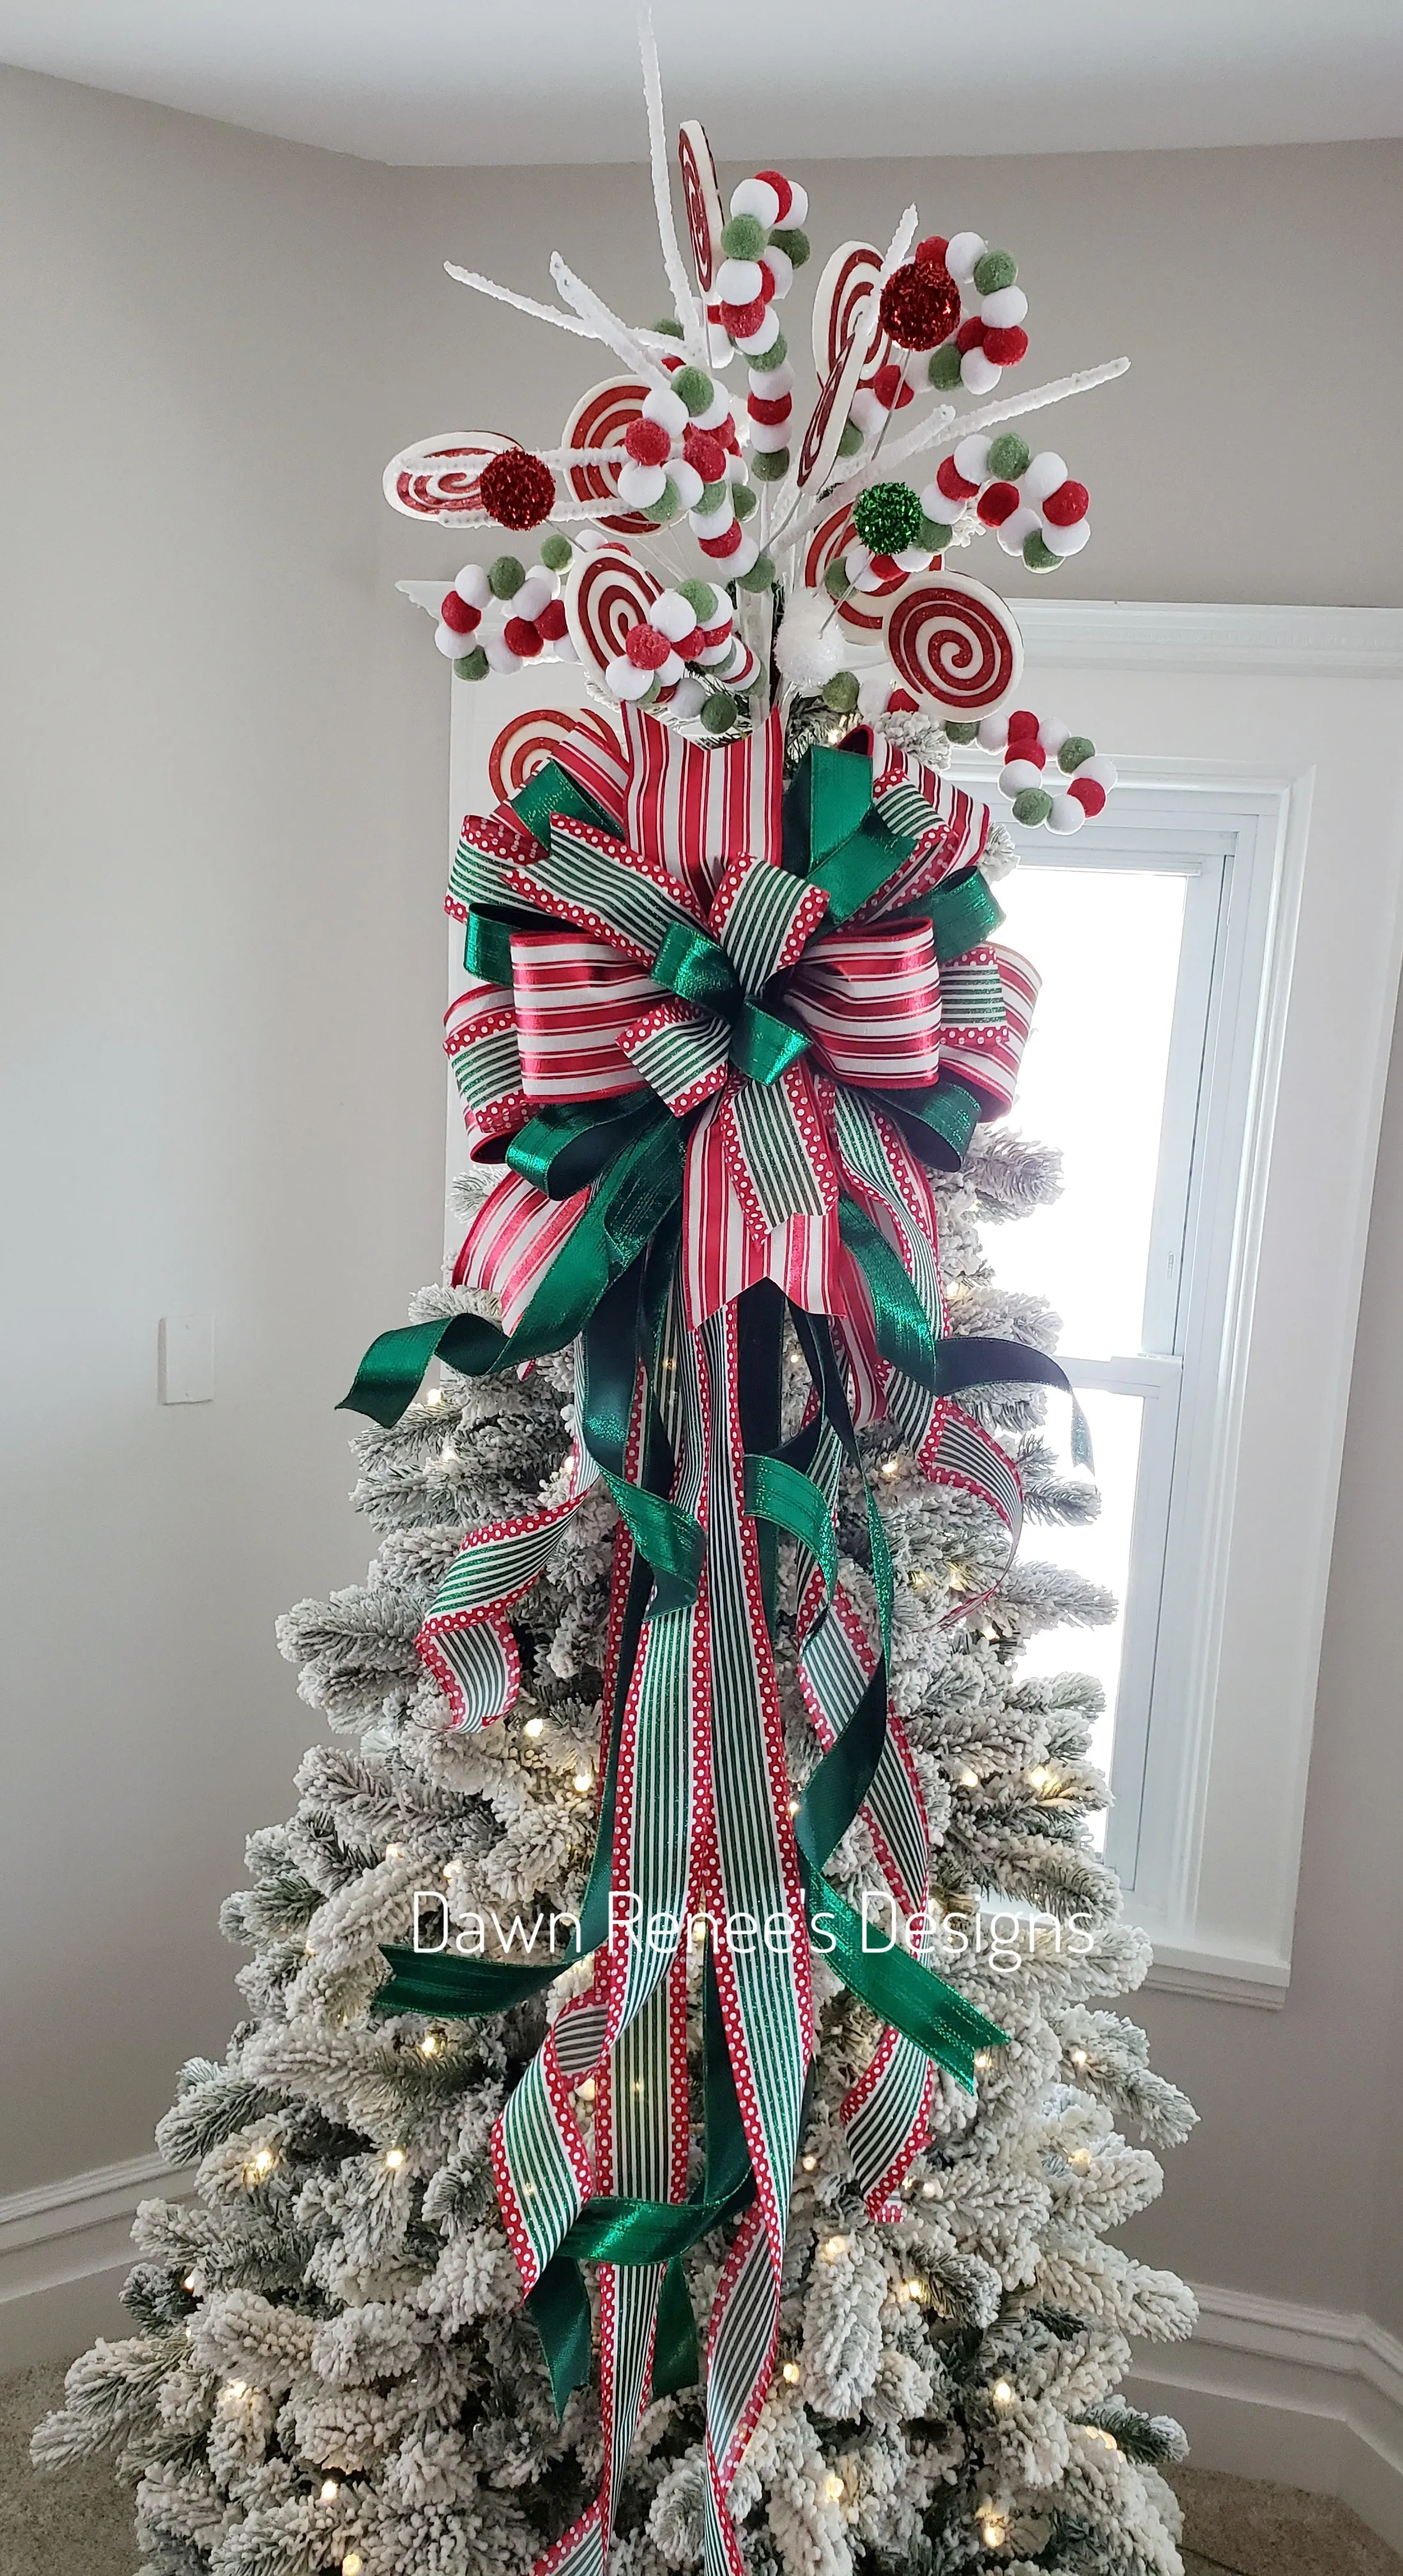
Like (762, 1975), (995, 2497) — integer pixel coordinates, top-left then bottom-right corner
(3, 61), (1402, 2343)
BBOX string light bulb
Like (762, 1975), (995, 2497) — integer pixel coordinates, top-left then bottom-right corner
(781, 2360), (802, 2384)
(823, 2234), (848, 2260)
(921, 2177), (939, 2199)
(959, 1768), (980, 1790)
(992, 2379), (1014, 2407)
(1070, 2047), (1089, 2067)
(973, 2051), (992, 2071)
(880, 1455), (901, 1478)
(385, 2147), (406, 2170)
(1027, 1765), (1051, 1792)
(824, 2472), (845, 2502)
(419, 2032), (441, 2057)
(343, 2556), (364, 2576)
(573, 1768), (593, 1793)
(222, 2380), (247, 2403)
(579, 2077), (596, 2102)
(978, 2504), (1007, 2548)
(523, 1716), (545, 1739)
(385, 1844), (404, 1862)
(251, 2147), (275, 2177)
(183, 2273), (197, 2293)
(319, 2480), (340, 2503)
(801, 2153), (818, 2173)
(1068, 2147), (1091, 2169)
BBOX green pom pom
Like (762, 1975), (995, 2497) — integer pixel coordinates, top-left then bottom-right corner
(1011, 788), (1053, 826)
(823, 560), (850, 599)
(732, 482), (758, 521)
(652, 318), (686, 339)
(988, 432), (1031, 480)
(1022, 532), (1061, 574)
(769, 226), (810, 267)
(641, 477), (680, 524)
(736, 550), (776, 593)
(672, 364), (715, 416)
(852, 480), (924, 555)
(942, 719), (979, 743)
(722, 212), (767, 261)
(973, 249), (1017, 295)
(678, 577), (719, 622)
(1058, 735), (1096, 773)
(539, 533), (573, 572)
(822, 670), (861, 714)
(751, 447), (788, 482)
(453, 648), (489, 682)
(694, 477), (730, 518)
(927, 342), (963, 390)
(488, 554), (525, 598)
(744, 329), (788, 372)
(837, 419), (864, 458)
(702, 689), (738, 734)
(918, 514), (953, 551)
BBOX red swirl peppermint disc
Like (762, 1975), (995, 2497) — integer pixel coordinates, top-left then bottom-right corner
(561, 377), (657, 536)
(383, 429), (514, 520)
(882, 574), (1023, 717)
(565, 546), (664, 677)
(796, 319), (878, 493)
(811, 241), (882, 379)
(487, 705), (620, 806)
(802, 504), (914, 635)
(677, 118), (723, 296)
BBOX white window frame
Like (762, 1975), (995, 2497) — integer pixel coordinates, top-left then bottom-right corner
(431, 596), (1403, 2007)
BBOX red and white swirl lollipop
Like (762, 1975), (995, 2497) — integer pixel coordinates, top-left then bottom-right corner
(383, 431), (514, 521)
(802, 505), (908, 635)
(678, 119), (723, 297)
(560, 378), (661, 536)
(487, 706), (618, 806)
(880, 573), (1023, 720)
(796, 318), (879, 493)
(565, 546), (664, 684)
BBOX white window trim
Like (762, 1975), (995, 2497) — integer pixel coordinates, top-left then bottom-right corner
(431, 597), (1403, 2008)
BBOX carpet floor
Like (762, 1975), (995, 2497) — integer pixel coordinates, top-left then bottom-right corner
(3, 2359), (1401, 2575)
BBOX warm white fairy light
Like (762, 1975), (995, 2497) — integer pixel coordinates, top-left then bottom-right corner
(973, 2051), (992, 2071)
(1068, 2147), (1091, 2170)
(823, 2234), (848, 2260)
(222, 2380), (247, 2404)
(978, 2503), (1008, 2547)
(579, 2077), (596, 2102)
(880, 1456), (901, 1478)
(921, 2177), (939, 2200)
(1027, 1765), (1052, 1791)
(824, 2472), (845, 2503)
(385, 1844), (404, 1861)
(523, 1716), (545, 1739)
(319, 2480), (340, 2503)
(1071, 2047), (1089, 2067)
(801, 2153), (818, 2172)
(424, 1386), (444, 1408)
(183, 2273), (197, 2292)
(573, 1768), (593, 1793)
(782, 2360), (802, 2384)
(419, 2032), (441, 2057)
(342, 2556), (363, 2576)
(992, 2379), (1014, 2407)
(385, 2147), (406, 2170)
(959, 1768), (980, 1790)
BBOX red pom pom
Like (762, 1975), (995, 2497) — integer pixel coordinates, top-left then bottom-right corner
(503, 617), (544, 658)
(956, 316), (987, 355)
(625, 622), (673, 670)
(982, 325), (1029, 367)
(937, 457), (977, 503)
(684, 427), (727, 484)
(916, 234), (949, 271)
(477, 446), (556, 532)
(889, 687), (920, 713)
(1042, 478), (1089, 526)
(698, 519), (744, 559)
(716, 414), (740, 452)
(878, 259), (960, 352)
(758, 261), (778, 303)
(624, 416), (672, 466)
(747, 390), (792, 426)
(755, 168), (792, 220)
(536, 599), (568, 642)
(871, 362), (913, 410)
(674, 625), (707, 661)
(976, 480), (1020, 527)
(722, 296), (767, 339)
(440, 590), (479, 634)
(1006, 709), (1039, 740)
(1068, 776), (1107, 816)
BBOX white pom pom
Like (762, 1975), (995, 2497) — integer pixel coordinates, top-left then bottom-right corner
(843, 542), (873, 581)
(1046, 794), (1087, 834)
(690, 493), (733, 539)
(572, 521), (615, 555)
(1037, 718), (1070, 753)
(453, 563), (491, 611)
(996, 505), (1044, 555)
(857, 664), (897, 717)
(1041, 514), (1091, 558)
(617, 459), (668, 509)
(484, 636), (523, 675)
(696, 636), (735, 666)
(944, 231), (986, 284)
(1000, 758), (1045, 796)
(725, 449), (749, 483)
(849, 388), (887, 438)
(694, 387), (735, 431)
(716, 258), (763, 305)
(641, 385), (689, 437)
(774, 590), (845, 691)
(785, 181), (809, 226)
(979, 285), (1028, 329)
(707, 323), (736, 367)
(748, 417), (790, 454)
(555, 636), (579, 661)
(514, 572), (553, 622)
(652, 588), (699, 643)
(977, 715), (1009, 753)
(671, 673), (709, 719)
(1020, 450), (1068, 505)
(760, 247), (793, 301)
(894, 544), (933, 572)
(1075, 755), (1117, 792)
(730, 533), (760, 576)
(732, 307), (780, 356)
(730, 177), (781, 228)
(750, 362), (793, 401)
(960, 348), (1002, 395)
(434, 620), (468, 658)
(671, 458), (705, 509)
(606, 653), (653, 702)
(953, 434), (992, 487)
(659, 651), (686, 686)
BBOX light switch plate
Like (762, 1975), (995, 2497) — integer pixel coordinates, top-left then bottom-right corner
(158, 1314), (214, 1404)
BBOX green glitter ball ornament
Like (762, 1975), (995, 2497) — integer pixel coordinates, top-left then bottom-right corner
(852, 481), (925, 556)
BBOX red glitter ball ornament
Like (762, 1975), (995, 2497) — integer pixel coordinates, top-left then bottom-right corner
(477, 447), (556, 532)
(624, 622), (673, 671)
(878, 259), (960, 352)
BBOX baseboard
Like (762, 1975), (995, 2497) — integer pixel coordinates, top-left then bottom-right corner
(0, 2153), (194, 2372)
(1130, 2279), (1403, 2557)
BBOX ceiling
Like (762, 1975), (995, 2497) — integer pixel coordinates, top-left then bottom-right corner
(1, 0), (1400, 165)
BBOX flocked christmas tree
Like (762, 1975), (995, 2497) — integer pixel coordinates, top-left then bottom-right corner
(36, 21), (1198, 2576)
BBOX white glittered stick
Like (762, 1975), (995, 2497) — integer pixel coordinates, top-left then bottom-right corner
(637, 2), (705, 358)
(551, 253), (669, 387)
(880, 356), (1131, 470)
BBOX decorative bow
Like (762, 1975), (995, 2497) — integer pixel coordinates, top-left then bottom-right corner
(341, 705), (1085, 2576)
